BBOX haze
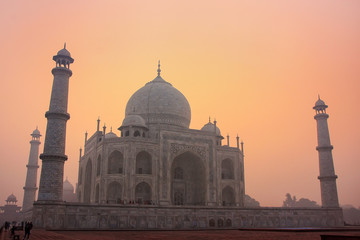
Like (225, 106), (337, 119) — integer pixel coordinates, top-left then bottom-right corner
(0, 0), (359, 208)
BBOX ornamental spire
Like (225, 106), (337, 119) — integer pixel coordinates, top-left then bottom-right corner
(157, 60), (161, 77)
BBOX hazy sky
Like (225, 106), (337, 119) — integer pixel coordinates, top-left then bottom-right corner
(0, 0), (359, 208)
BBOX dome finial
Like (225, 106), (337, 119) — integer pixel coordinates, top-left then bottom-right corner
(64, 42), (66, 49)
(209, 116), (211, 123)
(157, 60), (161, 77)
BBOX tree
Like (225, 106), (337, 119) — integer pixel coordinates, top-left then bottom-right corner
(296, 198), (319, 208)
(282, 193), (319, 208)
(283, 193), (296, 207)
(342, 205), (360, 225)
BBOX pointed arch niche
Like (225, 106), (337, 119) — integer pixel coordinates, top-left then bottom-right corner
(107, 181), (122, 204)
(171, 151), (206, 206)
(222, 186), (235, 206)
(221, 158), (234, 179)
(83, 159), (92, 203)
(136, 151), (152, 174)
(135, 182), (152, 204)
(108, 150), (124, 174)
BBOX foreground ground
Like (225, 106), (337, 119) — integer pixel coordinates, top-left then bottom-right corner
(1, 228), (360, 240)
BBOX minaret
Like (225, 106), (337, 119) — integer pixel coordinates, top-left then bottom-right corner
(37, 44), (74, 201)
(22, 128), (41, 211)
(313, 97), (339, 208)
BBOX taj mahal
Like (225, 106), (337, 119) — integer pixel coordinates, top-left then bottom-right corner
(77, 61), (244, 208)
(23, 46), (343, 229)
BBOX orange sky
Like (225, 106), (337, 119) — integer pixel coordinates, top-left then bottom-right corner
(0, 0), (359, 208)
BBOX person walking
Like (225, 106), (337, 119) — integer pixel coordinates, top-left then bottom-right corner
(23, 222), (32, 240)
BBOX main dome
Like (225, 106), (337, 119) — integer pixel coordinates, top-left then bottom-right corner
(125, 68), (191, 128)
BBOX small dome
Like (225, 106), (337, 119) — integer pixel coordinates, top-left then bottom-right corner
(6, 194), (17, 202)
(105, 131), (117, 139)
(313, 96), (328, 110)
(315, 98), (326, 107)
(201, 121), (221, 136)
(63, 179), (74, 192)
(57, 47), (71, 57)
(120, 115), (147, 129)
(32, 128), (41, 136)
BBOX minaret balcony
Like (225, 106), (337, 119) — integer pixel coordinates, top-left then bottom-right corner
(51, 67), (72, 76)
(316, 145), (333, 151)
(45, 111), (70, 120)
(318, 175), (338, 180)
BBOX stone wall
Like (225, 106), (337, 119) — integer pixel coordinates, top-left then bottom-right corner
(32, 202), (343, 230)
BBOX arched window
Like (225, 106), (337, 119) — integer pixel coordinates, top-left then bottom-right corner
(221, 158), (234, 179)
(226, 219), (232, 227)
(174, 167), (183, 179)
(174, 191), (184, 205)
(134, 130), (140, 137)
(218, 218), (224, 227)
(96, 155), (101, 176)
(108, 151), (124, 174)
(136, 151), (152, 174)
(79, 167), (83, 184)
(135, 182), (151, 204)
(107, 181), (122, 204)
(84, 159), (92, 203)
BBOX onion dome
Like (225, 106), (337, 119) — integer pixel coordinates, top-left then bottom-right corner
(313, 95), (328, 110)
(125, 61), (191, 129)
(201, 120), (222, 136)
(53, 43), (74, 63)
(57, 43), (71, 57)
(120, 114), (147, 130)
(105, 128), (118, 138)
(63, 178), (74, 192)
(31, 127), (41, 136)
(315, 98), (325, 107)
(57, 48), (71, 57)
(6, 194), (17, 203)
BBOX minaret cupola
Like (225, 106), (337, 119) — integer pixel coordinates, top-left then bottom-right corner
(31, 127), (41, 141)
(313, 95), (328, 114)
(53, 43), (74, 69)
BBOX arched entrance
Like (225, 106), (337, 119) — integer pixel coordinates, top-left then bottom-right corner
(135, 182), (152, 204)
(171, 151), (206, 206)
(107, 181), (122, 204)
(83, 159), (92, 203)
(222, 186), (235, 206)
